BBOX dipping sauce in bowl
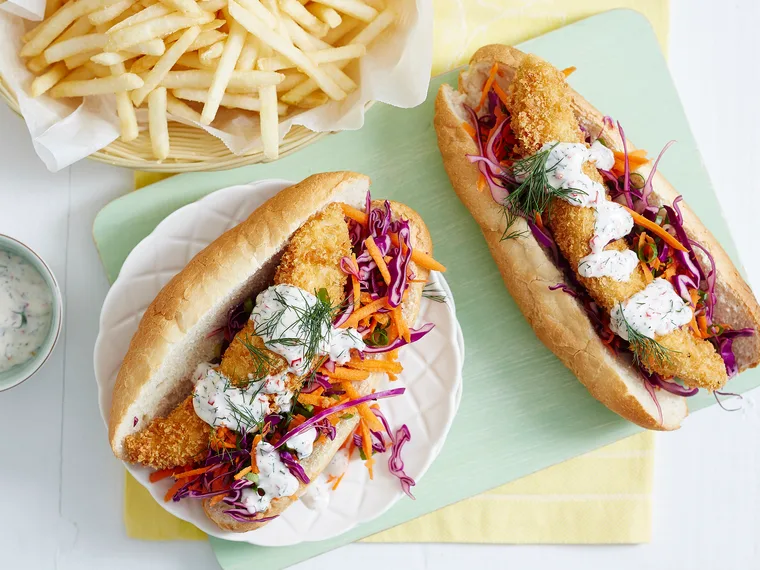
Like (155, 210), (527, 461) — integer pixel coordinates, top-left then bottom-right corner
(0, 235), (62, 391)
(0, 250), (54, 373)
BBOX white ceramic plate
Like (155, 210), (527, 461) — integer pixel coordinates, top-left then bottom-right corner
(94, 179), (464, 546)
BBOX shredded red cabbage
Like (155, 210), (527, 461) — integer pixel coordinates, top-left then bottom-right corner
(371, 407), (415, 499)
(280, 451), (311, 484)
(274, 387), (406, 449)
(313, 417), (337, 440)
(712, 328), (755, 377)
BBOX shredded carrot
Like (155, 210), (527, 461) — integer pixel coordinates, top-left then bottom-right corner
(323, 366), (370, 381)
(386, 348), (400, 361)
(172, 465), (216, 480)
(341, 203), (368, 225)
(164, 478), (186, 502)
(492, 82), (509, 107)
(365, 235), (392, 285)
(697, 314), (709, 338)
(342, 296), (388, 329)
(462, 121), (476, 140)
(562, 66), (576, 77)
(688, 313), (700, 336)
(640, 261), (654, 284)
(298, 391), (341, 408)
(149, 468), (177, 483)
(393, 306), (410, 342)
(388, 233), (446, 272)
(290, 414), (307, 429)
(534, 212), (545, 232)
(209, 494), (226, 507)
(345, 358), (403, 374)
(251, 434), (262, 473)
(331, 473), (345, 490)
(622, 206), (688, 252)
(475, 63), (499, 112)
(341, 382), (384, 433)
(359, 419), (374, 479)
(662, 264), (677, 281)
(234, 466), (252, 480)
(612, 149), (649, 176)
(477, 172), (486, 193)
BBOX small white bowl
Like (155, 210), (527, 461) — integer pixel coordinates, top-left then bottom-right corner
(0, 234), (63, 392)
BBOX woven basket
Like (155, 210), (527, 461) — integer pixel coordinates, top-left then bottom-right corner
(0, 75), (364, 172)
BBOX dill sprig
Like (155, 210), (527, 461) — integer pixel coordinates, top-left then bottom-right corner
(422, 283), (446, 303)
(237, 335), (274, 384)
(500, 144), (585, 241)
(618, 304), (678, 367)
(255, 287), (340, 373)
(218, 374), (268, 436)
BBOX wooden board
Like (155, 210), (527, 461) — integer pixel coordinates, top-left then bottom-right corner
(92, 10), (759, 569)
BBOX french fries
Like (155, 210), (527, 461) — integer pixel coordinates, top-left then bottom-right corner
(19, 0), (396, 161)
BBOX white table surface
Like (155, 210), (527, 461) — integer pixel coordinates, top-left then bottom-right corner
(2, 1), (759, 568)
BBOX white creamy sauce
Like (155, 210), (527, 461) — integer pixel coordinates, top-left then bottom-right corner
(300, 474), (331, 511)
(0, 250), (53, 373)
(578, 249), (639, 281)
(610, 278), (693, 340)
(326, 447), (349, 478)
(251, 284), (366, 376)
(192, 367), (292, 432)
(543, 141), (636, 281)
(286, 427), (318, 459)
(241, 441), (300, 514)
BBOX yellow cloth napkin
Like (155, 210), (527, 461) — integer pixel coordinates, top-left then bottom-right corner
(125, 0), (667, 544)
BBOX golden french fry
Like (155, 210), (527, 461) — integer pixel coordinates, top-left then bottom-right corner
(49, 72), (143, 97)
(258, 84), (278, 160)
(200, 19), (246, 124)
(350, 6), (393, 46)
(273, 71), (306, 92)
(235, 35), (258, 71)
(30, 62), (68, 97)
(161, 69), (283, 89)
(311, 0), (376, 22)
(233, 0), (277, 28)
(293, 90), (328, 108)
(307, 2), (341, 28)
(228, 0), (345, 100)
(64, 66), (97, 81)
(107, 3), (169, 33)
(323, 15), (358, 45)
(173, 88), (288, 114)
(186, 30), (226, 51)
(362, 0), (384, 8)
(45, 0), (65, 18)
(123, 39), (165, 56)
(199, 41), (224, 66)
(197, 0), (225, 11)
(166, 91), (202, 123)
(259, 43), (365, 70)
(88, 0), (136, 25)
(129, 54), (160, 73)
(64, 49), (103, 69)
(111, 61), (139, 141)
(131, 25), (200, 106)
(84, 61), (112, 76)
(90, 51), (131, 65)
(108, 12), (211, 50)
(280, 0), (328, 37)
(174, 52), (209, 69)
(21, 0), (120, 57)
(26, 15), (94, 72)
(157, 0), (202, 15)
(148, 86), (170, 160)
(44, 33), (107, 63)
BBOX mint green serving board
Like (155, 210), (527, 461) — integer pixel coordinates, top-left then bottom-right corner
(94, 10), (760, 569)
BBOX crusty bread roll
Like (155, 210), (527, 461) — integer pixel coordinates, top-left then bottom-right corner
(108, 171), (432, 531)
(434, 45), (760, 430)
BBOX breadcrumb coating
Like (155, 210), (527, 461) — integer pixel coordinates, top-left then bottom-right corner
(508, 54), (727, 390)
(122, 204), (352, 469)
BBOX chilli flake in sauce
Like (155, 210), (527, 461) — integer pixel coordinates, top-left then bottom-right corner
(0, 250), (53, 373)
(543, 141), (636, 281)
(610, 278), (693, 341)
